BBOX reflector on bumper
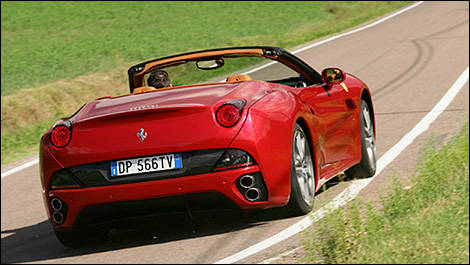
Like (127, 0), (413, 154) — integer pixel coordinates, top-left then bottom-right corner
(214, 149), (256, 171)
(51, 169), (82, 190)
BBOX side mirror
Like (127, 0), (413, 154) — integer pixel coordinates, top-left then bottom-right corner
(321, 67), (345, 85)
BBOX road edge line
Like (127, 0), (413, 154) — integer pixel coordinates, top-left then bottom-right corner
(244, 1), (424, 74)
(291, 1), (424, 55)
(1, 158), (39, 179)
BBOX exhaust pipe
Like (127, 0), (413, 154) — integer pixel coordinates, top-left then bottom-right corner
(240, 175), (255, 189)
(53, 211), (64, 224)
(245, 187), (261, 202)
(51, 198), (62, 211)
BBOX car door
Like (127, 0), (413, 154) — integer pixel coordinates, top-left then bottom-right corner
(298, 82), (352, 168)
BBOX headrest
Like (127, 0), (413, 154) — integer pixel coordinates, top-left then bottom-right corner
(133, 86), (157, 94)
(226, 74), (253, 82)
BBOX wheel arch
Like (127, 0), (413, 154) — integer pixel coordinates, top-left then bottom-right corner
(294, 116), (320, 192)
(361, 88), (376, 137)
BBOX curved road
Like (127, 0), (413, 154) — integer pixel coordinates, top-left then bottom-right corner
(1, 1), (468, 263)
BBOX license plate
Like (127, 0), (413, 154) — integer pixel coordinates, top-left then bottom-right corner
(110, 153), (182, 177)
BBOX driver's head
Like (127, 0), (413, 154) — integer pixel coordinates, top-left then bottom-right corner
(148, 69), (172, 89)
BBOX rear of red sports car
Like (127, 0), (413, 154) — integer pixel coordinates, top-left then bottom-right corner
(40, 46), (373, 247)
(40, 80), (299, 239)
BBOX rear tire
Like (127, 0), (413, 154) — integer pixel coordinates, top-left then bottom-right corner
(54, 228), (108, 248)
(345, 99), (376, 178)
(285, 124), (315, 216)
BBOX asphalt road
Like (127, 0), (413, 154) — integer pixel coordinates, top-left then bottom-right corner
(1, 1), (468, 263)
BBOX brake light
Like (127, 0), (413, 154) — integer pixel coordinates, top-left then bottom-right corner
(217, 104), (240, 127)
(51, 124), (71, 148)
(216, 99), (246, 127)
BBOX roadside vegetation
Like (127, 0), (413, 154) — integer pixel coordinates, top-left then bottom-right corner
(1, 1), (411, 165)
(303, 119), (469, 264)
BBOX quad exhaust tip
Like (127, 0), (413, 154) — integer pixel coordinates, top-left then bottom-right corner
(53, 211), (64, 224)
(238, 173), (265, 202)
(239, 174), (255, 189)
(245, 187), (261, 202)
(51, 198), (62, 211)
(51, 197), (65, 225)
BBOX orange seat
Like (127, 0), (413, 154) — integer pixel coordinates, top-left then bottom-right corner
(133, 86), (157, 94)
(226, 74), (253, 82)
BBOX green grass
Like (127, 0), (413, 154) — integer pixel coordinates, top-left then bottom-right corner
(1, 1), (412, 165)
(303, 119), (469, 264)
(1, 1), (410, 96)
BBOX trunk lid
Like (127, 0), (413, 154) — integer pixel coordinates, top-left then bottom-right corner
(51, 81), (271, 167)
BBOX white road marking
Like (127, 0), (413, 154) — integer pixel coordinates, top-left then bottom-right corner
(221, 0), (425, 79)
(290, 1), (424, 55)
(214, 66), (469, 264)
(1, 2), (424, 179)
(1, 157), (39, 179)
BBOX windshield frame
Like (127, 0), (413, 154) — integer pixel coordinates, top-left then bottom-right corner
(127, 46), (322, 93)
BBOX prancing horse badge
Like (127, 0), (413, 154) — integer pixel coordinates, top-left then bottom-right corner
(137, 128), (147, 142)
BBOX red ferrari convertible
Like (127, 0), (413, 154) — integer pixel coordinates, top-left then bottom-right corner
(39, 46), (376, 247)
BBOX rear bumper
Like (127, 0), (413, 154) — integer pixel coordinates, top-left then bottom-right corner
(47, 165), (281, 229)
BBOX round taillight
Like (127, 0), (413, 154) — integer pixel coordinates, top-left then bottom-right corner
(216, 104), (241, 127)
(51, 125), (71, 148)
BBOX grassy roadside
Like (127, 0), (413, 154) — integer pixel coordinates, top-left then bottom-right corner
(302, 119), (469, 264)
(1, 1), (411, 165)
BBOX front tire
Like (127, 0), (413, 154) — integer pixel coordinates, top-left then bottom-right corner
(345, 99), (376, 178)
(285, 124), (315, 216)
